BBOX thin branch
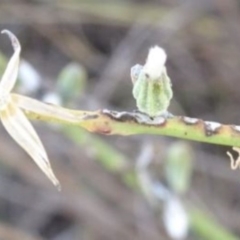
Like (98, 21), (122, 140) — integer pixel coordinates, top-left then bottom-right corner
(12, 94), (240, 148)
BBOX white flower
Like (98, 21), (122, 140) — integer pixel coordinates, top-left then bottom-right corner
(163, 196), (189, 240)
(0, 30), (60, 189)
(143, 46), (167, 80)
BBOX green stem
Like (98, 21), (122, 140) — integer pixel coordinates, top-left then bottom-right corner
(15, 94), (240, 147)
(11, 94), (240, 147)
(190, 209), (239, 240)
(62, 126), (127, 171)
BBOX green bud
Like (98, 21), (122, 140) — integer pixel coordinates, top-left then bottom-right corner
(131, 46), (173, 117)
(132, 67), (172, 117)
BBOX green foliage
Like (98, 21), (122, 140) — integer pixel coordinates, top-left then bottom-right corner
(164, 142), (193, 194)
(190, 209), (239, 240)
(132, 67), (173, 116)
(57, 63), (87, 104)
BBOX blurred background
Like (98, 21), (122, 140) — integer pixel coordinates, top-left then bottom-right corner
(0, 0), (240, 239)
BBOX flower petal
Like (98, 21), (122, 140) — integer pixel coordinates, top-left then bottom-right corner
(12, 93), (80, 124)
(0, 30), (21, 94)
(0, 101), (60, 189)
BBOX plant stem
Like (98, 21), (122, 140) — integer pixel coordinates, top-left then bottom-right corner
(14, 94), (240, 148)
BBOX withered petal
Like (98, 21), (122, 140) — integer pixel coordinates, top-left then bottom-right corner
(0, 101), (60, 189)
(0, 30), (21, 94)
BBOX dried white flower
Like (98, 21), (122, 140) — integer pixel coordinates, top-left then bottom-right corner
(143, 46), (167, 80)
(0, 30), (60, 190)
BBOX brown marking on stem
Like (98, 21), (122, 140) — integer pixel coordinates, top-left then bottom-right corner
(146, 117), (167, 127)
(204, 121), (222, 137)
(95, 122), (112, 135)
(180, 117), (224, 137)
(116, 113), (138, 122)
(102, 109), (168, 127)
(179, 117), (203, 130)
(102, 110), (139, 123)
(181, 116), (199, 125)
